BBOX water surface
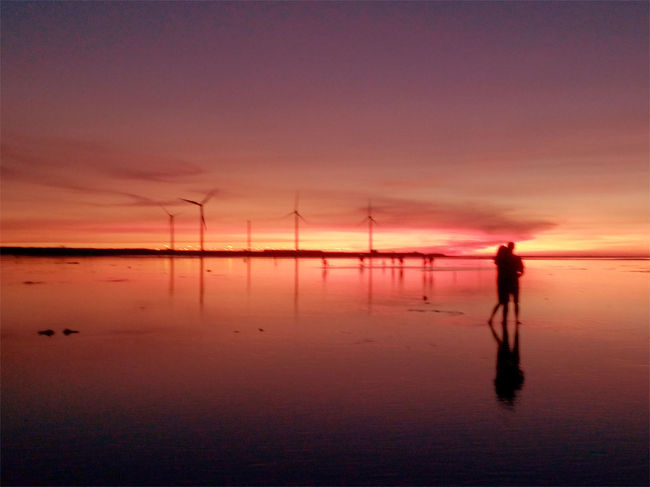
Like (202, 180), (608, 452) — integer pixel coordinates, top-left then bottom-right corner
(2, 256), (648, 485)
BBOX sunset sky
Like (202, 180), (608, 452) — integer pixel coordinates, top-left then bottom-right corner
(1, 1), (648, 255)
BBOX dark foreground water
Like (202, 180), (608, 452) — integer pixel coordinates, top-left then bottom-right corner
(1, 256), (648, 485)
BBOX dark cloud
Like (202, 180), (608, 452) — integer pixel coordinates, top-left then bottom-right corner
(1, 134), (206, 186)
(105, 163), (205, 183)
(299, 192), (556, 240)
(367, 197), (556, 239)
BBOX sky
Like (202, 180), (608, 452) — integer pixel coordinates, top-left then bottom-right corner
(1, 1), (648, 256)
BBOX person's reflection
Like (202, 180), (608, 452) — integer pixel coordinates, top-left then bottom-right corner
(422, 267), (433, 300)
(489, 321), (524, 407)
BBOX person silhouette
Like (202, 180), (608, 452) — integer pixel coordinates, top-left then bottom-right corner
(504, 242), (524, 323)
(489, 245), (509, 323)
(489, 242), (524, 324)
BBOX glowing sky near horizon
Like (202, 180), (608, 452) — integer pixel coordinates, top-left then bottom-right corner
(1, 1), (648, 255)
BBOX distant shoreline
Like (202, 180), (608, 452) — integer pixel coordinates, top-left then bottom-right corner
(0, 246), (444, 259)
(1, 247), (647, 260)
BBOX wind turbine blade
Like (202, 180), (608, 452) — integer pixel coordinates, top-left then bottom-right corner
(181, 198), (201, 206)
(297, 213), (307, 223)
(283, 211), (295, 218)
(201, 189), (217, 205)
(201, 213), (207, 229)
(160, 204), (172, 216)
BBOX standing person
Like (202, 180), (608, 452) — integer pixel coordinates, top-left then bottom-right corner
(489, 242), (524, 324)
(489, 244), (511, 324)
(503, 242), (524, 323)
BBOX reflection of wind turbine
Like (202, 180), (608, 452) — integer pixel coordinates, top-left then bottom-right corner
(181, 190), (215, 252)
(286, 192), (306, 251)
(364, 200), (377, 253)
(160, 206), (178, 251)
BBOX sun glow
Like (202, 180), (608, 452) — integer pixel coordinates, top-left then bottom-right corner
(2, 224), (648, 257)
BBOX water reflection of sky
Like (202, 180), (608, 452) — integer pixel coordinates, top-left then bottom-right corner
(1, 257), (648, 485)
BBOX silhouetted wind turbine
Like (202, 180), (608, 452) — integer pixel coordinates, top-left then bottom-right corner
(247, 220), (252, 251)
(160, 206), (178, 251)
(364, 200), (377, 254)
(287, 192), (306, 251)
(181, 190), (215, 252)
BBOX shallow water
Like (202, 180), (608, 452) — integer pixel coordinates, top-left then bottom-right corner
(1, 256), (648, 485)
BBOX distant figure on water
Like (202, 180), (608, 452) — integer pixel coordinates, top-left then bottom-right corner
(489, 242), (524, 324)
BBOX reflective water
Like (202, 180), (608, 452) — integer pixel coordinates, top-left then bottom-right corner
(2, 256), (648, 485)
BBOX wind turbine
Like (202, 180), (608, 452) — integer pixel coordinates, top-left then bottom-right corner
(160, 206), (178, 251)
(287, 192), (306, 251)
(180, 190), (215, 252)
(364, 200), (377, 254)
(246, 220), (252, 252)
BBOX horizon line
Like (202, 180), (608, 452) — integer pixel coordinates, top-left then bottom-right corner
(1, 246), (648, 260)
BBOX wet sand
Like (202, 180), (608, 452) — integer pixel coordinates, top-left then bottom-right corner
(1, 256), (648, 485)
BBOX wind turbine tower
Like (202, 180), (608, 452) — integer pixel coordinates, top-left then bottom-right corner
(366, 200), (377, 254)
(289, 192), (306, 251)
(247, 220), (252, 252)
(161, 206), (177, 251)
(181, 191), (215, 252)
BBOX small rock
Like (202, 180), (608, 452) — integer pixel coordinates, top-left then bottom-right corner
(38, 329), (55, 336)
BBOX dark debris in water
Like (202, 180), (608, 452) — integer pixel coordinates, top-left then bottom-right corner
(103, 279), (130, 282)
(38, 328), (79, 336)
(23, 280), (45, 285)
